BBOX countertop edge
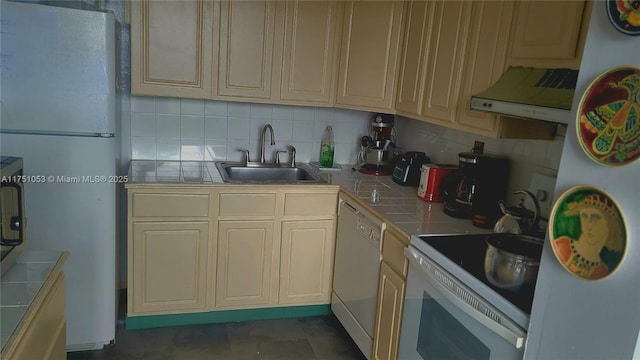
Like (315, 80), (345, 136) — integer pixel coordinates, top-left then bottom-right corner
(1, 251), (69, 359)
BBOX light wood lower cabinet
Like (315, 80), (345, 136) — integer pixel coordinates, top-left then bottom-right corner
(3, 267), (67, 360)
(216, 220), (276, 308)
(126, 186), (338, 316)
(373, 262), (406, 360)
(280, 220), (335, 305)
(131, 221), (209, 314)
(373, 225), (409, 360)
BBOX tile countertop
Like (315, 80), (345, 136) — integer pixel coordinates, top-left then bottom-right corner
(127, 160), (492, 237)
(1, 250), (68, 351)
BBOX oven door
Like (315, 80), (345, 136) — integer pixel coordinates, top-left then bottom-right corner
(398, 246), (526, 360)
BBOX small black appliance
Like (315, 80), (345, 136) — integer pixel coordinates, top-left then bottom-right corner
(443, 150), (509, 228)
(392, 151), (430, 186)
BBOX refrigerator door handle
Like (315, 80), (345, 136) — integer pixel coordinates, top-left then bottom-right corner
(0, 129), (115, 138)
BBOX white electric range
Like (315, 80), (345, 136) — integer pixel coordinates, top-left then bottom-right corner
(398, 233), (536, 360)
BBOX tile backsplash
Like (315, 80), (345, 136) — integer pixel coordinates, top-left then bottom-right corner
(129, 96), (566, 200)
(130, 96), (373, 165)
(395, 116), (565, 200)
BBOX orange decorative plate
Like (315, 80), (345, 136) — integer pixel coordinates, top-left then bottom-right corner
(549, 185), (627, 280)
(577, 66), (640, 166)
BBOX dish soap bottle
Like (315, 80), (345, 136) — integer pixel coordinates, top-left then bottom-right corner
(319, 126), (335, 167)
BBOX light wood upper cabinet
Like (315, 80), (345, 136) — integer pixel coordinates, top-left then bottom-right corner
(335, 1), (404, 111)
(395, 1), (434, 115)
(216, 0), (276, 99)
(277, 1), (341, 104)
(456, 1), (514, 136)
(421, 0), (472, 124)
(130, 0), (214, 99)
(279, 220), (335, 305)
(508, 0), (589, 69)
(131, 221), (209, 314)
(395, 0), (556, 139)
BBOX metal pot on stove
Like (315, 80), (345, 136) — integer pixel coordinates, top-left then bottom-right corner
(483, 233), (543, 292)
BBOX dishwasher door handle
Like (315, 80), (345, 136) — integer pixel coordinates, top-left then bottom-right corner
(340, 200), (358, 215)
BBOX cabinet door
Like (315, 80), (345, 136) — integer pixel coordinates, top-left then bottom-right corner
(216, 220), (275, 308)
(456, 1), (514, 135)
(131, 221), (209, 314)
(509, 1), (586, 67)
(279, 220), (335, 305)
(421, 1), (472, 124)
(335, 1), (404, 111)
(217, 0), (276, 99)
(395, 1), (434, 116)
(279, 1), (340, 104)
(131, 0), (214, 98)
(372, 261), (406, 360)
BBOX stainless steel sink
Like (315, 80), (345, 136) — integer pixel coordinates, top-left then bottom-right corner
(215, 162), (325, 183)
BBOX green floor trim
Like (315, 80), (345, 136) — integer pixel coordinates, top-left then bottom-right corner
(126, 304), (332, 330)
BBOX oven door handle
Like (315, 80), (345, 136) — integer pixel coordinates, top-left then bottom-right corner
(404, 247), (526, 350)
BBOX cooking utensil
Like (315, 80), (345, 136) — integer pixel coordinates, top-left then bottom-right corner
(484, 233), (543, 291)
(496, 190), (541, 236)
(361, 136), (373, 147)
(493, 213), (521, 234)
(359, 146), (395, 166)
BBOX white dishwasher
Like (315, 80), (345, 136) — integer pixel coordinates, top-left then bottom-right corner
(332, 194), (383, 359)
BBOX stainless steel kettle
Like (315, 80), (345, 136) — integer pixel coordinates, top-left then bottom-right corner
(494, 190), (541, 236)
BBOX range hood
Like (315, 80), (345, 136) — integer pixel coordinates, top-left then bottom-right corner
(470, 67), (579, 124)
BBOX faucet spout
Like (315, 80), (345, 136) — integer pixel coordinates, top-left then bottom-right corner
(259, 124), (276, 163)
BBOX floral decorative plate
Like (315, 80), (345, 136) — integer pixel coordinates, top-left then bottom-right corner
(549, 185), (627, 280)
(577, 66), (640, 166)
(606, 0), (640, 36)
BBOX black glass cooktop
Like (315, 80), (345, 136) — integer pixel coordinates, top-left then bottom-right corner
(418, 234), (537, 315)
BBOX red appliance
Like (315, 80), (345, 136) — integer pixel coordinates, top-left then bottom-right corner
(417, 164), (458, 202)
(358, 113), (396, 175)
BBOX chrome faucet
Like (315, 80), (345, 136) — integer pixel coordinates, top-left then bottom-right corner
(259, 124), (276, 163)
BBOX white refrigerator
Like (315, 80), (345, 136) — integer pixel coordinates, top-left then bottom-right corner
(0, 1), (117, 351)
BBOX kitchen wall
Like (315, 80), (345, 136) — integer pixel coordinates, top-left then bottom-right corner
(129, 96), (373, 165)
(525, 6), (640, 359)
(395, 116), (565, 203)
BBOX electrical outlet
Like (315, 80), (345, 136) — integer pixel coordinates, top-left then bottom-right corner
(527, 173), (557, 220)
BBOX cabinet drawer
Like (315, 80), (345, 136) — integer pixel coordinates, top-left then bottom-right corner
(284, 193), (337, 217)
(382, 228), (409, 277)
(219, 193), (276, 217)
(131, 192), (210, 218)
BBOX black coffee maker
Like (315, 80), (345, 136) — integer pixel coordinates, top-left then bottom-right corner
(443, 150), (510, 228)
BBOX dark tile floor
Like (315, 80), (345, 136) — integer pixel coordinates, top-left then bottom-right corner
(67, 292), (366, 360)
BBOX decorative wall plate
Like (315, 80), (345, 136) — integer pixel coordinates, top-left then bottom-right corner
(577, 66), (640, 166)
(606, 0), (640, 36)
(549, 185), (627, 280)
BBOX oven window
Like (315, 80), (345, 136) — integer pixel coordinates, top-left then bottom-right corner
(417, 291), (490, 360)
